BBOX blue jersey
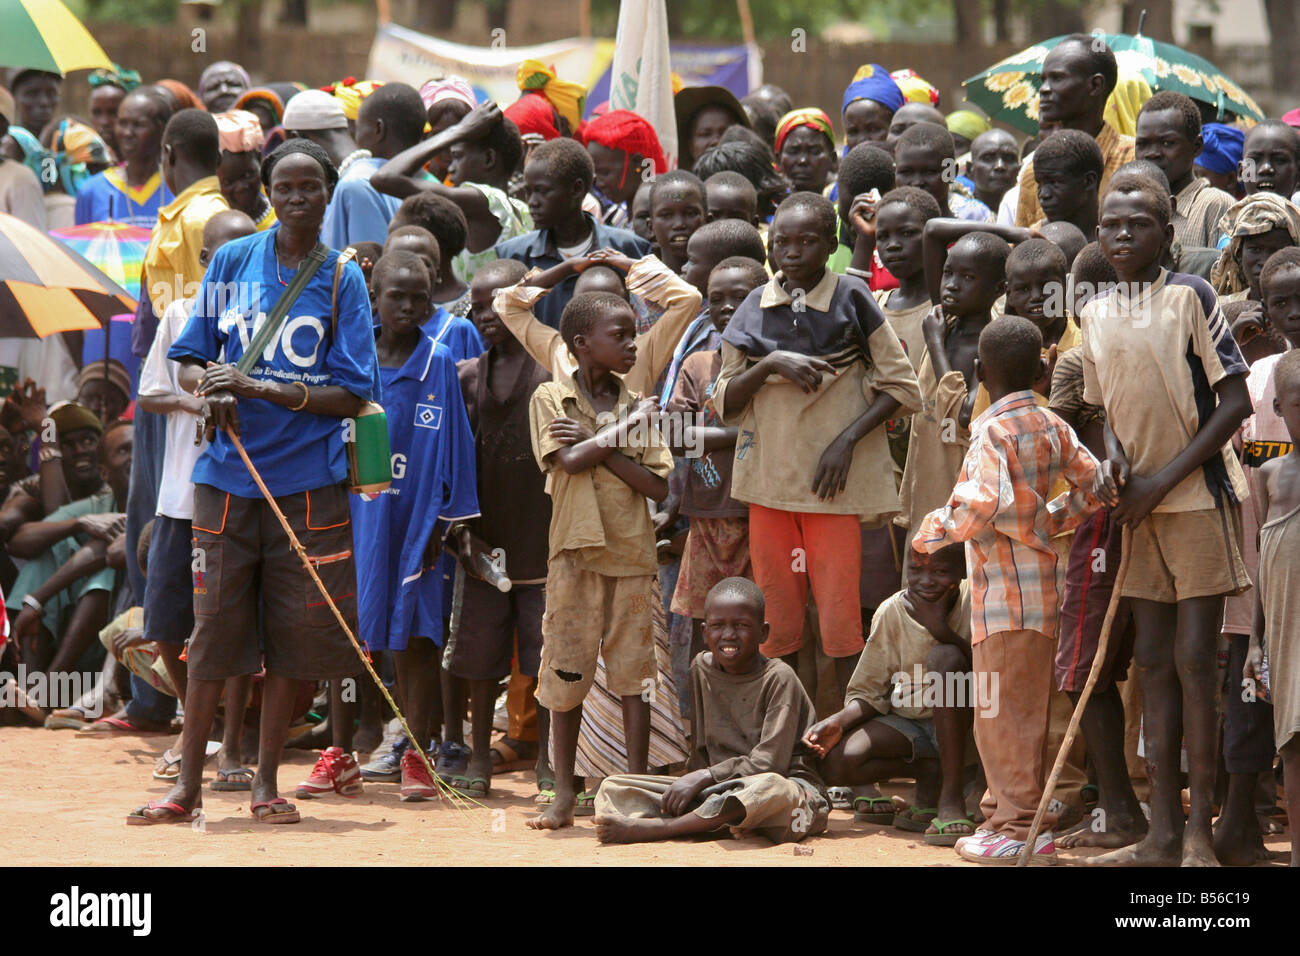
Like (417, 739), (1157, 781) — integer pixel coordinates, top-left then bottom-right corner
(74, 168), (173, 227)
(421, 306), (484, 363)
(168, 227), (381, 498)
(350, 335), (479, 650)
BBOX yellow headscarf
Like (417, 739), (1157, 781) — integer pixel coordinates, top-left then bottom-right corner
(1103, 70), (1153, 137)
(516, 59), (586, 132)
(325, 78), (385, 122)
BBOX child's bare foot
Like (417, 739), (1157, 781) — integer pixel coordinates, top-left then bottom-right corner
(528, 791), (576, 829)
(1182, 828), (1220, 866)
(1086, 833), (1181, 866)
(594, 813), (664, 843)
(1056, 811), (1147, 849)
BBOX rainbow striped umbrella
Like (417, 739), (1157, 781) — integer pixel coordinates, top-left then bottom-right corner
(0, 213), (135, 338)
(0, 0), (114, 74)
(50, 221), (151, 296)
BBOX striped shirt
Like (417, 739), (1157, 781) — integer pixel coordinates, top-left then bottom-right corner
(914, 391), (1101, 644)
(1172, 177), (1235, 250)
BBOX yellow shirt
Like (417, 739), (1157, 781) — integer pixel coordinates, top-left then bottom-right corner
(144, 175), (229, 317)
(529, 369), (674, 576)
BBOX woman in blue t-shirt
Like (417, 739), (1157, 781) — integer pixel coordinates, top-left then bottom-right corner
(128, 139), (380, 826)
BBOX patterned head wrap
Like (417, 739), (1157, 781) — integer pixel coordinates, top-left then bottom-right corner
(52, 119), (110, 197)
(841, 64), (904, 116)
(89, 64), (141, 93)
(774, 108), (835, 155)
(7, 126), (51, 192)
(419, 75), (476, 112)
(1210, 192), (1300, 295)
(235, 88), (285, 128)
(321, 77), (384, 122)
(515, 60), (585, 132)
(215, 110), (266, 153)
(891, 69), (940, 107)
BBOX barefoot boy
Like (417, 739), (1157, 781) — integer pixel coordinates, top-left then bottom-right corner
(915, 316), (1101, 864)
(526, 292), (673, 828)
(1085, 178), (1253, 867)
(713, 192), (921, 699)
(804, 543), (975, 845)
(593, 577), (828, 845)
(1246, 348), (1300, 869)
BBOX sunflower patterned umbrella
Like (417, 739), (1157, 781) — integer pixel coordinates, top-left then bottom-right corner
(963, 32), (1264, 136)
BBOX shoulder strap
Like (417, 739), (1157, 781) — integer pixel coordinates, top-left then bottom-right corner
(236, 242), (329, 375)
(331, 246), (358, 341)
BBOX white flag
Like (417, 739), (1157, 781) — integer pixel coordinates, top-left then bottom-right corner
(609, 0), (677, 169)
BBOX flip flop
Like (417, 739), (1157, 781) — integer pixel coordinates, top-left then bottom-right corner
(451, 775), (490, 797)
(489, 738), (536, 774)
(212, 768), (255, 792)
(251, 798), (300, 824)
(126, 800), (201, 826)
(574, 791), (596, 817)
(852, 795), (896, 824)
(923, 818), (978, 847)
(45, 709), (91, 730)
(535, 788), (556, 806)
(153, 750), (182, 781)
(83, 715), (169, 735)
(894, 806), (938, 832)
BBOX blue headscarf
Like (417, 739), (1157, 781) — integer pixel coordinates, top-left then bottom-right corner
(841, 64), (905, 116)
(1197, 123), (1245, 176)
(6, 125), (52, 192)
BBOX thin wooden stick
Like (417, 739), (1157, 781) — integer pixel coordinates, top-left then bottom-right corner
(1017, 524), (1131, 866)
(225, 427), (481, 813)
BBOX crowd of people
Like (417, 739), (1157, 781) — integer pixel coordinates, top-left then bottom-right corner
(0, 32), (1296, 867)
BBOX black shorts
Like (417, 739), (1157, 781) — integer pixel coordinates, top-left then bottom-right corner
(144, 514), (195, 645)
(445, 577), (545, 682)
(186, 482), (362, 682)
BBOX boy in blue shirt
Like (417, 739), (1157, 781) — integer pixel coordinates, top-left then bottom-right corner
(350, 250), (479, 801)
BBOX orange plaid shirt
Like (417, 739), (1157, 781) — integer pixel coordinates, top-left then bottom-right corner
(913, 390), (1100, 644)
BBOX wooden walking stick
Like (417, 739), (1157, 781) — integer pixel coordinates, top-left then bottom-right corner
(225, 427), (482, 812)
(1017, 524), (1132, 866)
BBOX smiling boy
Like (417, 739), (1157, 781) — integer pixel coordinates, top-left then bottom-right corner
(593, 577), (828, 845)
(713, 192), (921, 699)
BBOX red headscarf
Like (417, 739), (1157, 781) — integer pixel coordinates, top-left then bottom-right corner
(157, 79), (203, 112)
(583, 109), (667, 190)
(504, 91), (562, 141)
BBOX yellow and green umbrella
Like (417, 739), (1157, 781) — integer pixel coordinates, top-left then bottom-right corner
(964, 32), (1264, 136)
(0, 0), (114, 75)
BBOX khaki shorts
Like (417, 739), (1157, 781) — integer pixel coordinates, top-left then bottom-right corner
(537, 551), (657, 712)
(1121, 505), (1249, 604)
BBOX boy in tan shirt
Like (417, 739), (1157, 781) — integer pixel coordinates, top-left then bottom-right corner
(528, 291), (674, 830)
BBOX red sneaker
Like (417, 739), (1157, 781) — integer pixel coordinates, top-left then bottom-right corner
(400, 749), (438, 802)
(296, 746), (365, 799)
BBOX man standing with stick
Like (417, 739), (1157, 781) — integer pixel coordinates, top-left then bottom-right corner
(126, 139), (380, 825)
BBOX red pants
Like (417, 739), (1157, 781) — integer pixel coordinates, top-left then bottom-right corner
(748, 504), (864, 658)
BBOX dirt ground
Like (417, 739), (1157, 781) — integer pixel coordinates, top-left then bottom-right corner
(1, 725), (1290, 867)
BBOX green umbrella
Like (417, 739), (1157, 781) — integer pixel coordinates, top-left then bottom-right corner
(0, 0), (114, 75)
(964, 32), (1264, 136)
